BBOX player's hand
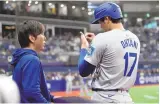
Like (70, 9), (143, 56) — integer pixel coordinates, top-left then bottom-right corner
(81, 33), (89, 49)
(85, 33), (95, 44)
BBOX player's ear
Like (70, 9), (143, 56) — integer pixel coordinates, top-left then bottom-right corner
(104, 17), (110, 24)
(29, 35), (36, 43)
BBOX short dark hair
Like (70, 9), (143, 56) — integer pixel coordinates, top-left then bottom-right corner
(99, 16), (122, 23)
(18, 20), (44, 48)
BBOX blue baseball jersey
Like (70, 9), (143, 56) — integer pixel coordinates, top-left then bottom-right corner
(84, 29), (140, 90)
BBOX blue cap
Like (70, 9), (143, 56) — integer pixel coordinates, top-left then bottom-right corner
(91, 2), (123, 24)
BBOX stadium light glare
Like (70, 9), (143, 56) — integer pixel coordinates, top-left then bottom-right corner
(88, 12), (93, 15)
(6, 0), (9, 4)
(123, 18), (128, 22)
(124, 13), (128, 18)
(48, 3), (52, 6)
(28, 3), (31, 6)
(137, 18), (142, 22)
(88, 8), (92, 12)
(61, 4), (64, 8)
(29, 0), (32, 4)
(13, 0), (16, 1)
(82, 7), (85, 10)
(35, 1), (38, 5)
(72, 6), (75, 9)
(146, 13), (150, 18)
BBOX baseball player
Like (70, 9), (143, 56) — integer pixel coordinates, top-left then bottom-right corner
(78, 2), (140, 103)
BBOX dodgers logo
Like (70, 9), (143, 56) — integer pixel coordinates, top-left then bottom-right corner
(87, 45), (95, 56)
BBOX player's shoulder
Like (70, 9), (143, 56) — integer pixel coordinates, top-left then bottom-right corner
(97, 30), (113, 36)
(94, 30), (122, 42)
(128, 30), (140, 42)
(96, 29), (123, 37)
(95, 31), (111, 40)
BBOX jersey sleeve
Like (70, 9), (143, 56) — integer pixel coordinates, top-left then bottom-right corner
(84, 35), (106, 66)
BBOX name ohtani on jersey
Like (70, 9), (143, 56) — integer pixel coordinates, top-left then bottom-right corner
(121, 38), (138, 49)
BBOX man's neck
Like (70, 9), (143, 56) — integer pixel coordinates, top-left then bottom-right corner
(24, 45), (37, 53)
(111, 23), (124, 30)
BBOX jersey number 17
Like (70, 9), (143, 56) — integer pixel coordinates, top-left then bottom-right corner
(123, 52), (137, 77)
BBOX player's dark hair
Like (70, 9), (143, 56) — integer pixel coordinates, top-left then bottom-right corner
(110, 17), (122, 23)
(100, 16), (122, 23)
(18, 20), (44, 48)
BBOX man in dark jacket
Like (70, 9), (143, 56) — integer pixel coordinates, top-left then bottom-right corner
(10, 20), (54, 103)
